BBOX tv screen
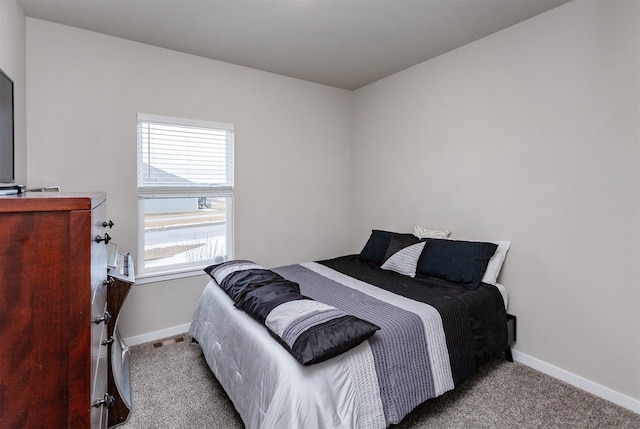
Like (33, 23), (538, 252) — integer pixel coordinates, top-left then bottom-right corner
(0, 67), (15, 184)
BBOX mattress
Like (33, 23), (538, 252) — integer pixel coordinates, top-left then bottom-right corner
(495, 282), (508, 309)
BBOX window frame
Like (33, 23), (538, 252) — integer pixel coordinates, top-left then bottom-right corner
(136, 113), (234, 282)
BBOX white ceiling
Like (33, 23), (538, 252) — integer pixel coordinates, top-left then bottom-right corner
(18, 0), (569, 90)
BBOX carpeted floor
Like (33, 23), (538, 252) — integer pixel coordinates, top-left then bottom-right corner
(119, 334), (640, 429)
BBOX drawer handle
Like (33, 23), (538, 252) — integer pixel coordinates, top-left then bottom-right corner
(102, 337), (114, 346)
(95, 233), (111, 245)
(93, 311), (111, 325)
(92, 393), (115, 409)
(103, 277), (114, 287)
(102, 220), (115, 229)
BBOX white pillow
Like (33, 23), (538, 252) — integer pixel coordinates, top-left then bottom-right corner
(381, 241), (426, 277)
(481, 241), (511, 285)
(414, 225), (451, 239)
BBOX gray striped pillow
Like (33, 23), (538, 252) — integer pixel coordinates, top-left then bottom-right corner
(380, 241), (426, 277)
(265, 299), (380, 365)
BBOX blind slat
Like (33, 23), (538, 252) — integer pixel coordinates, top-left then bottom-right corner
(138, 185), (233, 197)
(137, 114), (234, 189)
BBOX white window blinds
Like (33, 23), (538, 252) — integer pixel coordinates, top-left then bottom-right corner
(137, 113), (234, 196)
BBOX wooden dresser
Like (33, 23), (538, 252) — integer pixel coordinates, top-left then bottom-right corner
(0, 192), (112, 429)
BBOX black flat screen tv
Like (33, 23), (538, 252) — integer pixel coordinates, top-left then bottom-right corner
(0, 67), (15, 184)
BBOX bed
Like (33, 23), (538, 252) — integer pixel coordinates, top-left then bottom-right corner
(189, 231), (510, 429)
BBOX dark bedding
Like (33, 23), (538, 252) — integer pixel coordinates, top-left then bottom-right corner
(271, 255), (508, 424)
(317, 254), (508, 385)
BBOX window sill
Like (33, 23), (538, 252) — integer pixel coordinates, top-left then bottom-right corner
(135, 266), (209, 285)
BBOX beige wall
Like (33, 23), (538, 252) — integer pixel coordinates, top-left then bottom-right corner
(25, 18), (354, 341)
(0, 0), (26, 185)
(352, 0), (639, 401)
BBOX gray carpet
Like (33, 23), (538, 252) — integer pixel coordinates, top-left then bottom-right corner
(119, 335), (639, 429)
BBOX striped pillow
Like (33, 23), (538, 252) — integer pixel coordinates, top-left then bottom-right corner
(382, 234), (420, 262)
(381, 240), (426, 277)
(265, 299), (379, 365)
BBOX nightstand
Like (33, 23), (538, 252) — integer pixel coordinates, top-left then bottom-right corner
(505, 313), (517, 362)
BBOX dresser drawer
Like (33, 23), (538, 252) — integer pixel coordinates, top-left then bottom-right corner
(91, 301), (108, 391)
(91, 347), (109, 428)
(91, 300), (110, 428)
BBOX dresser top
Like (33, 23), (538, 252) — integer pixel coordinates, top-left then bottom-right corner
(0, 192), (106, 213)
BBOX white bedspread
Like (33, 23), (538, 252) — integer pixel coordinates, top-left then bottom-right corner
(189, 279), (387, 429)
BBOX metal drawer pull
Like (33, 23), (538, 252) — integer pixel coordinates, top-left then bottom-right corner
(103, 277), (114, 287)
(102, 220), (114, 228)
(102, 337), (114, 346)
(92, 393), (115, 408)
(93, 311), (111, 325)
(95, 233), (111, 244)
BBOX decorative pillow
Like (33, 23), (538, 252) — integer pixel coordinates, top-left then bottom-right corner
(414, 225), (451, 239)
(265, 299), (380, 365)
(381, 240), (426, 277)
(204, 260), (380, 365)
(416, 239), (498, 290)
(382, 234), (420, 262)
(205, 260), (264, 284)
(359, 230), (417, 265)
(481, 241), (511, 285)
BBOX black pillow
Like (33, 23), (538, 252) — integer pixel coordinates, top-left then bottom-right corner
(359, 230), (418, 265)
(284, 313), (379, 365)
(416, 239), (498, 290)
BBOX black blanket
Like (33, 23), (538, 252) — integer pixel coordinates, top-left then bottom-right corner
(318, 255), (508, 385)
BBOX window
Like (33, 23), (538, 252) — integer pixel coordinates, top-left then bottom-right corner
(137, 113), (233, 277)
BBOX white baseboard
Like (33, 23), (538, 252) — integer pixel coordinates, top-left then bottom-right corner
(124, 323), (191, 346)
(512, 349), (640, 414)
